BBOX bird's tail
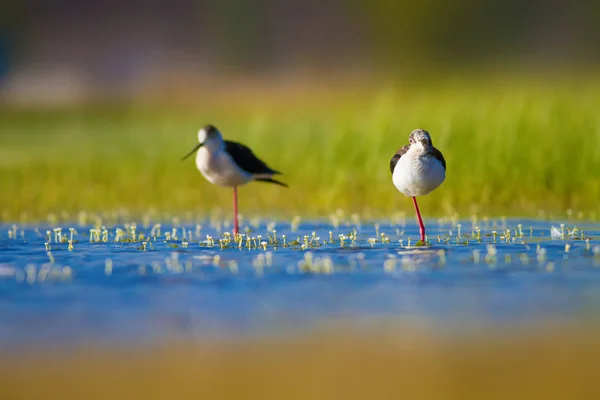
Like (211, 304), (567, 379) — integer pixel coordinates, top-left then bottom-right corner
(254, 177), (288, 187)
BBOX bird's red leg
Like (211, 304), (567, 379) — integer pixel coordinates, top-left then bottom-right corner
(412, 196), (426, 243)
(233, 186), (239, 235)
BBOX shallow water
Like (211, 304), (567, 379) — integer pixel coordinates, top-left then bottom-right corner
(1, 218), (600, 349)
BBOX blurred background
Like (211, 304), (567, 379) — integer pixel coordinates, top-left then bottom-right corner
(1, 0), (599, 219)
(1, 0), (599, 104)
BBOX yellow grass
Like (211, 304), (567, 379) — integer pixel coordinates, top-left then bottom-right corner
(2, 75), (600, 220)
(2, 321), (599, 399)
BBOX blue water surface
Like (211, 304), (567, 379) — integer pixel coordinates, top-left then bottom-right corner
(1, 217), (600, 349)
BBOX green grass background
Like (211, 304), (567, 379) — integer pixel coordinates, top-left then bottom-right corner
(1, 76), (600, 222)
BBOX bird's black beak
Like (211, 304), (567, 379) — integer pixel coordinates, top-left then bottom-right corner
(181, 143), (203, 161)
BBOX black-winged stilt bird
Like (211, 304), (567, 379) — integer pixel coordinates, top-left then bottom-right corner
(390, 128), (446, 243)
(181, 124), (287, 235)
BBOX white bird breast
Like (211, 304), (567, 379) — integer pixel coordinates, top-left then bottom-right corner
(196, 148), (253, 187)
(392, 148), (446, 197)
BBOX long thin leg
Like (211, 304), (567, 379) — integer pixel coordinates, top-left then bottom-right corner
(233, 186), (239, 235)
(412, 196), (426, 243)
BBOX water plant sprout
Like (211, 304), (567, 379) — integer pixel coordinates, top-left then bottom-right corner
(2, 209), (598, 286)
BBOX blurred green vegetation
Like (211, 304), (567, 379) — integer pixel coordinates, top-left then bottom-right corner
(1, 76), (600, 221)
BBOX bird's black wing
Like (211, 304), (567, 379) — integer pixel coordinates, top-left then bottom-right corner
(254, 177), (288, 187)
(430, 147), (446, 170)
(225, 140), (281, 175)
(389, 144), (410, 174)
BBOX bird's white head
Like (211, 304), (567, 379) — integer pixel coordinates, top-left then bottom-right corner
(409, 128), (433, 150)
(198, 124), (224, 152)
(181, 124), (225, 162)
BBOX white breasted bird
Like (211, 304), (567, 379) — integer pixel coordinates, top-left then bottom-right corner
(390, 128), (446, 244)
(181, 124), (287, 235)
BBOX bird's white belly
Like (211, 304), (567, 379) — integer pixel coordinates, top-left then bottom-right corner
(392, 152), (445, 197)
(196, 150), (252, 187)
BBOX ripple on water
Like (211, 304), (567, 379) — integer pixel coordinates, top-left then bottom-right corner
(0, 218), (600, 348)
